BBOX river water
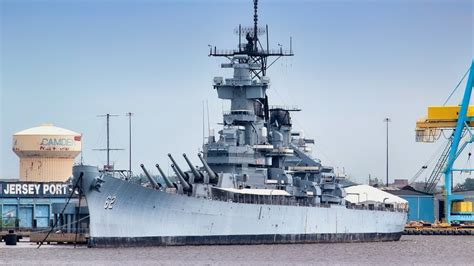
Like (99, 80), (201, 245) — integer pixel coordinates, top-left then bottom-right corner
(1, 236), (472, 265)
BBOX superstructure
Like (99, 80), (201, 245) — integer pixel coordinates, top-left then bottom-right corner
(73, 0), (407, 247)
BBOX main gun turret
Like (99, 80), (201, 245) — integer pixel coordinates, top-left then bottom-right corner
(183, 153), (204, 183)
(198, 153), (218, 182)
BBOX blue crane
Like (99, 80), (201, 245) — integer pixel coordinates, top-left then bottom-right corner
(416, 59), (474, 223)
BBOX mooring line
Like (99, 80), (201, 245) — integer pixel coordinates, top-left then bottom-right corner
(37, 172), (83, 249)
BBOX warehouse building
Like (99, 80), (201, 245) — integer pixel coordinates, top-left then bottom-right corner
(387, 187), (435, 223)
(1, 124), (88, 232)
(0, 181), (88, 231)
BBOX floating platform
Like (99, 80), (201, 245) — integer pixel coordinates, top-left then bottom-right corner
(404, 226), (474, 235)
(30, 232), (88, 244)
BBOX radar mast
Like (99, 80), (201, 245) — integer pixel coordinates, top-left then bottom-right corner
(209, 0), (294, 79)
(208, 0), (293, 122)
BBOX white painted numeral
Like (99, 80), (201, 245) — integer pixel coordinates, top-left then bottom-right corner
(104, 196), (117, 209)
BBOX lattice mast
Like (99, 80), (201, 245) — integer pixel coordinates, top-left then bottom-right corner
(209, 0), (293, 122)
(208, 0), (294, 76)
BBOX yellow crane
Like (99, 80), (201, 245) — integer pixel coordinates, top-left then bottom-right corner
(416, 60), (474, 223)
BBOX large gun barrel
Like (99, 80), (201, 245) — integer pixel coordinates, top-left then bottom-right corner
(155, 164), (174, 188)
(168, 154), (188, 181)
(140, 164), (161, 189)
(197, 153), (217, 181)
(171, 164), (191, 191)
(183, 153), (202, 181)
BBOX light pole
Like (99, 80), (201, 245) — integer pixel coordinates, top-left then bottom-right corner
(383, 117), (391, 187)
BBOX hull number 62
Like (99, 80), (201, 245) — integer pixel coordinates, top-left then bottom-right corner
(104, 196), (117, 209)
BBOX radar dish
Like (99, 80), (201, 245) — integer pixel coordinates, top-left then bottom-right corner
(234, 26), (266, 36)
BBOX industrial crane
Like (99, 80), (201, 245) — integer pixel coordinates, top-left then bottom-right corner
(416, 60), (474, 223)
(408, 138), (452, 192)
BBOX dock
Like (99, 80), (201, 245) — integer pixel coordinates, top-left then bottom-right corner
(30, 232), (88, 244)
(404, 224), (474, 235)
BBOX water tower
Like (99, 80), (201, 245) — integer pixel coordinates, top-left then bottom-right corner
(12, 124), (82, 182)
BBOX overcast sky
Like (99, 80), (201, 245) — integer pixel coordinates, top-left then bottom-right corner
(1, 0), (473, 185)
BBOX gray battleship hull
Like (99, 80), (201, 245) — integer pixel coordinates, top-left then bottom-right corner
(75, 166), (407, 247)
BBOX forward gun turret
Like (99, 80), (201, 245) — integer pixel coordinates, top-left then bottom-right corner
(183, 153), (203, 182)
(170, 164), (191, 191)
(198, 153), (218, 183)
(140, 164), (161, 189)
(155, 163), (175, 188)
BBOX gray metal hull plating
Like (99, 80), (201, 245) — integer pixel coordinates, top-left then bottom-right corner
(76, 166), (407, 247)
(90, 233), (403, 247)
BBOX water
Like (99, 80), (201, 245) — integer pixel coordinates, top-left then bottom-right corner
(1, 236), (472, 265)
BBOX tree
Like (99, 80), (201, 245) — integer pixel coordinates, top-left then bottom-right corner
(463, 178), (474, 190)
(455, 178), (474, 191)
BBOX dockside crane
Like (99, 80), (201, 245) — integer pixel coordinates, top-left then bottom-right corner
(416, 60), (474, 223)
(423, 137), (453, 193)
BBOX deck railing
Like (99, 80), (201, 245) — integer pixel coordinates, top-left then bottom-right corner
(210, 194), (407, 213)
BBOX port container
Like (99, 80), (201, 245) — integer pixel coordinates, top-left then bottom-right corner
(452, 201), (473, 214)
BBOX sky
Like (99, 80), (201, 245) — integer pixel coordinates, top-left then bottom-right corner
(1, 0), (473, 185)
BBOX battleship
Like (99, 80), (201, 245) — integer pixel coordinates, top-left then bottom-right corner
(72, 1), (408, 247)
